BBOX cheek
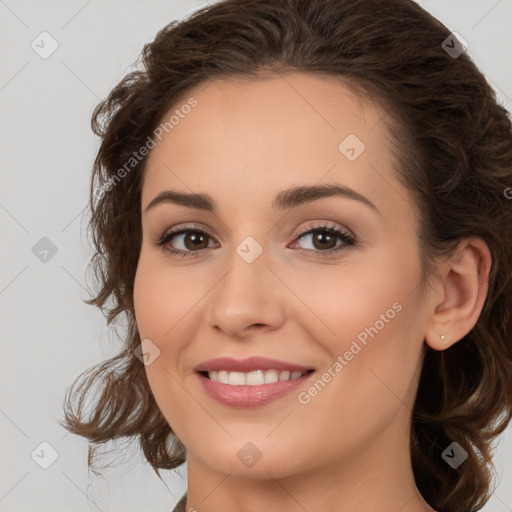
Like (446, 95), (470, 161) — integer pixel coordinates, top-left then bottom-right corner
(133, 254), (207, 428)
(288, 243), (422, 347)
(292, 244), (425, 405)
(133, 253), (204, 342)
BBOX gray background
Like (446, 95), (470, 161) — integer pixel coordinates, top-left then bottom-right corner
(1, 1), (511, 511)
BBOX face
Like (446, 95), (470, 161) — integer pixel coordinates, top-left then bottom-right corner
(133, 73), (433, 480)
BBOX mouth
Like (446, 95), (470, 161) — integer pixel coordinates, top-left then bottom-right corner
(194, 357), (316, 407)
(198, 369), (314, 385)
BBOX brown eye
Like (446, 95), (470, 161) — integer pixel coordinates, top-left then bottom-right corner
(291, 225), (356, 254)
(157, 223), (356, 259)
(157, 227), (217, 257)
(181, 231), (210, 250)
(309, 230), (338, 250)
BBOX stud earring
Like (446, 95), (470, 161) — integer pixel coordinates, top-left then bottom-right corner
(440, 335), (445, 342)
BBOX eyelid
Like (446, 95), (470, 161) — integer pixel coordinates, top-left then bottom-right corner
(292, 220), (355, 243)
(158, 222), (216, 241)
(156, 220), (357, 257)
(159, 220), (354, 240)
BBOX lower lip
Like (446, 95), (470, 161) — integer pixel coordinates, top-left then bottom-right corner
(196, 371), (315, 407)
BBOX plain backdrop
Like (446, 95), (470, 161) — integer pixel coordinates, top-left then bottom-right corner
(1, 1), (511, 511)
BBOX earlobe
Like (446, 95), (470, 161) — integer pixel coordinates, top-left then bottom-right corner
(425, 237), (492, 351)
(425, 331), (450, 352)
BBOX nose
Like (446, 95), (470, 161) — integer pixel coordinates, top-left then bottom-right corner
(205, 247), (287, 339)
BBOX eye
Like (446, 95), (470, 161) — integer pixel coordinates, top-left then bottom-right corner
(156, 224), (219, 257)
(290, 222), (356, 255)
(156, 222), (356, 258)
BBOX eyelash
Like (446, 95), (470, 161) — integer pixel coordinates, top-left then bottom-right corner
(156, 222), (357, 258)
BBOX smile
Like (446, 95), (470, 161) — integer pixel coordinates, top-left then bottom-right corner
(203, 369), (311, 385)
(194, 357), (316, 407)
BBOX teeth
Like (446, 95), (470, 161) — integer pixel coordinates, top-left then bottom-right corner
(228, 371), (246, 385)
(246, 370), (264, 385)
(206, 369), (308, 385)
(265, 369), (279, 383)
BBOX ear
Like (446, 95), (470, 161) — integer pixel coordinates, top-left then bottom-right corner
(425, 237), (492, 351)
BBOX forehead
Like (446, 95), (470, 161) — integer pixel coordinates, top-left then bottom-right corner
(148, 72), (388, 155)
(141, 72), (405, 217)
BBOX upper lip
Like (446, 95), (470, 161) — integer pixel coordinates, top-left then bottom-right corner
(195, 356), (315, 373)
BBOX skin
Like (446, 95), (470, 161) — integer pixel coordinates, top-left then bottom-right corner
(133, 72), (491, 512)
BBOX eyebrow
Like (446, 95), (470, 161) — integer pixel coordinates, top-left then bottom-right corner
(144, 183), (379, 214)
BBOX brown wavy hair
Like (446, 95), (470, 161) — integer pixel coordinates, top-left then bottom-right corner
(60, 0), (512, 510)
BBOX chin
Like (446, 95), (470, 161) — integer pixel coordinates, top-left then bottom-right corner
(187, 433), (311, 480)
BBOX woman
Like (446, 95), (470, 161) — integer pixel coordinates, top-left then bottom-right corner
(61, 0), (512, 511)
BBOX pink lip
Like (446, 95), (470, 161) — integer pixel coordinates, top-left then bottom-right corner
(196, 371), (315, 407)
(194, 356), (314, 373)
